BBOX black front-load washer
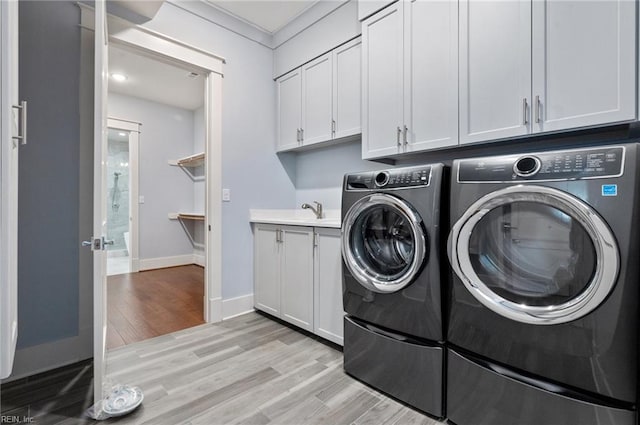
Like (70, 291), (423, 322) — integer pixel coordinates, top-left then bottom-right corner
(341, 164), (446, 418)
(446, 144), (640, 425)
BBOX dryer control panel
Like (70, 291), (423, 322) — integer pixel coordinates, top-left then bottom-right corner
(458, 146), (624, 182)
(346, 166), (431, 190)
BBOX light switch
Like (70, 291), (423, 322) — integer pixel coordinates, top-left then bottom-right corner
(222, 189), (231, 202)
(139, 196), (145, 204)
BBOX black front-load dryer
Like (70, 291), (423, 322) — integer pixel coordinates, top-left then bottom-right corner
(341, 164), (446, 418)
(446, 144), (640, 425)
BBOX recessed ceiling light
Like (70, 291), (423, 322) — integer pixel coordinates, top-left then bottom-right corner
(118, 132), (127, 137)
(187, 72), (199, 78)
(111, 73), (128, 82)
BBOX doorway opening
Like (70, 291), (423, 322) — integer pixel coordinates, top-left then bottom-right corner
(105, 44), (207, 349)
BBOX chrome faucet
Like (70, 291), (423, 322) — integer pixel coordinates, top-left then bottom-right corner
(301, 201), (323, 219)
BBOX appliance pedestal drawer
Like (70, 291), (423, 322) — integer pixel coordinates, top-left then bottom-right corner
(344, 316), (444, 418)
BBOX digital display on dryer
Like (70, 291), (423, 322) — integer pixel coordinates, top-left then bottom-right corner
(458, 147), (624, 182)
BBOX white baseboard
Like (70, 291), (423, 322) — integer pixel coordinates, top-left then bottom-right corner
(139, 254), (195, 271)
(222, 294), (254, 320)
(2, 326), (92, 383)
(193, 253), (205, 267)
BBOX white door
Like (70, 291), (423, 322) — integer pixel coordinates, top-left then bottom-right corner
(459, 0), (531, 145)
(91, 0), (109, 405)
(253, 224), (281, 317)
(276, 69), (302, 152)
(302, 53), (333, 146)
(280, 226), (314, 332)
(404, 0), (458, 153)
(0, 0), (20, 380)
(333, 38), (361, 140)
(313, 228), (344, 346)
(532, 0), (636, 133)
(362, 2), (404, 159)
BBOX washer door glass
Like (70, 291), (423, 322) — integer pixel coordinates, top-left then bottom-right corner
(448, 185), (619, 325)
(343, 194), (427, 293)
(469, 201), (596, 306)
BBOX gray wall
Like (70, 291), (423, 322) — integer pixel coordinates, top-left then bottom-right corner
(142, 3), (297, 300)
(108, 93), (198, 261)
(17, 1), (82, 349)
(294, 141), (382, 209)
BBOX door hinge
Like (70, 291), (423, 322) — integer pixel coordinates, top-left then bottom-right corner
(82, 236), (114, 251)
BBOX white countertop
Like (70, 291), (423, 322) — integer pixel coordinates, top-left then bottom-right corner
(249, 209), (341, 228)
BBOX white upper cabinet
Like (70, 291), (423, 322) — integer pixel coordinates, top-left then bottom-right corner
(277, 68), (303, 151)
(276, 38), (362, 152)
(362, 1), (404, 159)
(460, 0), (636, 146)
(459, 0), (531, 145)
(333, 38), (362, 139)
(302, 54), (333, 146)
(532, 0), (636, 132)
(363, 0), (459, 159)
(404, 0), (458, 153)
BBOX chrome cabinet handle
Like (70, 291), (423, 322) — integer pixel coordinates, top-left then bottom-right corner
(535, 95), (541, 123)
(296, 128), (300, 142)
(12, 100), (27, 145)
(300, 128), (304, 142)
(276, 228), (280, 243)
(523, 98), (529, 125)
(331, 119), (336, 136)
(313, 232), (318, 247)
(403, 125), (408, 146)
(396, 126), (402, 147)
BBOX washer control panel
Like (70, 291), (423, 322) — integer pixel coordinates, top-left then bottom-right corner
(458, 146), (624, 182)
(346, 166), (431, 190)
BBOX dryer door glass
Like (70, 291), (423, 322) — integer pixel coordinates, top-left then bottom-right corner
(448, 185), (619, 325)
(468, 201), (596, 306)
(342, 194), (427, 293)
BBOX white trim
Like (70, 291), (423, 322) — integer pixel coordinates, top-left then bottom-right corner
(138, 254), (195, 271)
(208, 297), (223, 323)
(222, 294), (255, 320)
(108, 118), (140, 273)
(193, 252), (205, 267)
(1, 325), (93, 383)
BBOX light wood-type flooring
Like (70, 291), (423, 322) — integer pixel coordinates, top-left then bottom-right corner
(107, 265), (205, 349)
(1, 312), (446, 424)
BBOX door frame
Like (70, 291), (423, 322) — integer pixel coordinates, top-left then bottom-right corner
(99, 11), (225, 323)
(106, 118), (140, 273)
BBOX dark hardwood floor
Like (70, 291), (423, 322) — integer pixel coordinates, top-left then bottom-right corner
(107, 265), (205, 349)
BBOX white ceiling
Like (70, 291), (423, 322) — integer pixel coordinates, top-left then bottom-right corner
(206, 0), (319, 34)
(108, 45), (205, 111)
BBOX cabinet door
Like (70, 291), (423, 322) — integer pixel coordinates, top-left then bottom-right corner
(404, 0), (458, 152)
(0, 0), (19, 379)
(254, 224), (281, 317)
(532, 0), (636, 133)
(302, 53), (333, 146)
(362, 2), (404, 159)
(459, 0), (531, 145)
(313, 228), (344, 346)
(333, 38), (361, 139)
(276, 68), (302, 152)
(281, 226), (314, 331)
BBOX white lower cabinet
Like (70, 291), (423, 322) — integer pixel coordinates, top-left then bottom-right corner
(253, 223), (344, 345)
(313, 228), (344, 345)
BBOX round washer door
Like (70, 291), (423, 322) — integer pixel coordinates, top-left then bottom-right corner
(448, 185), (619, 325)
(342, 193), (427, 293)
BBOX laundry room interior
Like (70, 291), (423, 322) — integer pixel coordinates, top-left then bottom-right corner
(1, 0), (639, 424)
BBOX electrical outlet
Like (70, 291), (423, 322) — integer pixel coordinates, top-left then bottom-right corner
(139, 196), (145, 204)
(222, 189), (231, 202)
